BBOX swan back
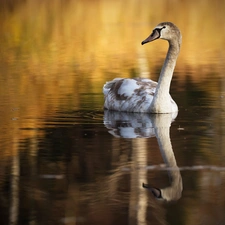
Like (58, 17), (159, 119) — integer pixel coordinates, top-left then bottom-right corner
(103, 78), (158, 112)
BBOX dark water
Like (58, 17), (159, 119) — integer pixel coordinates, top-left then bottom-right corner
(1, 0), (225, 225)
(1, 80), (225, 225)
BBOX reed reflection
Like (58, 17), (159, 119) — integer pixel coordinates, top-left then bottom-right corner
(104, 110), (183, 202)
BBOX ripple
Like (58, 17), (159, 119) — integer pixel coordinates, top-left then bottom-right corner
(122, 165), (225, 172)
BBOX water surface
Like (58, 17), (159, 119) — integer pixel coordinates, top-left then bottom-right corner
(1, 0), (225, 225)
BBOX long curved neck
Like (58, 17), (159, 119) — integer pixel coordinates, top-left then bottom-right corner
(157, 41), (180, 94)
(150, 41), (180, 113)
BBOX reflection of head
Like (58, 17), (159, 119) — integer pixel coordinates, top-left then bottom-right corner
(143, 183), (162, 199)
(142, 171), (183, 201)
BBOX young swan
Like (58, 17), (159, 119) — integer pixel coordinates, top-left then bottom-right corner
(103, 22), (182, 113)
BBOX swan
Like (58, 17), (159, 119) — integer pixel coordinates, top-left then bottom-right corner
(103, 22), (182, 113)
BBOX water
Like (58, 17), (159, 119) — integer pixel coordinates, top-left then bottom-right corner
(1, 0), (225, 224)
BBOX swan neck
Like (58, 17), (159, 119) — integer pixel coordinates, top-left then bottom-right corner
(157, 42), (180, 94)
(149, 41), (180, 113)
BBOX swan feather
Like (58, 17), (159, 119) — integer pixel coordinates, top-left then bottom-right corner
(103, 78), (168, 113)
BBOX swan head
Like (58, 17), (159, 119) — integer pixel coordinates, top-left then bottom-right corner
(141, 22), (182, 47)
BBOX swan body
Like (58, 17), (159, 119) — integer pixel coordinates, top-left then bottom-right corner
(103, 22), (182, 113)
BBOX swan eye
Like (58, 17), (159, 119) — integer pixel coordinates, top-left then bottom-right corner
(153, 26), (166, 37)
(155, 27), (164, 34)
(158, 26), (166, 31)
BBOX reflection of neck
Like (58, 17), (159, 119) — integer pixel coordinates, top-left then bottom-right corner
(153, 114), (183, 201)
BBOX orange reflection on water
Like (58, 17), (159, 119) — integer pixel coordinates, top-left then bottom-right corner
(0, 0), (224, 157)
(1, 1), (225, 225)
(1, 0), (225, 79)
(0, 0), (225, 152)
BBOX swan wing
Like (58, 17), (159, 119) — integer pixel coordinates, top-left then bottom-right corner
(103, 78), (157, 112)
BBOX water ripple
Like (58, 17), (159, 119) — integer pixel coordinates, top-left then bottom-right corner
(122, 165), (225, 172)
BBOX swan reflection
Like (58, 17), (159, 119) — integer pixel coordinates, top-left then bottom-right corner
(104, 110), (182, 201)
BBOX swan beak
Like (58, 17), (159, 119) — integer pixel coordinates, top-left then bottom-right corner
(141, 29), (160, 45)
